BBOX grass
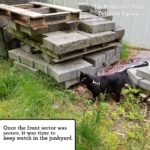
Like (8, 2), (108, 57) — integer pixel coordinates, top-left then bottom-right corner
(0, 60), (150, 149)
(120, 41), (130, 60)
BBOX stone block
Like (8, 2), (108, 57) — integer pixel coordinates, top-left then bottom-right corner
(83, 51), (106, 67)
(19, 52), (40, 68)
(106, 53), (120, 66)
(102, 48), (116, 60)
(50, 59), (93, 83)
(34, 57), (50, 75)
(80, 12), (100, 20)
(49, 23), (67, 32)
(127, 67), (143, 86)
(77, 3), (90, 12)
(14, 61), (39, 76)
(114, 25), (125, 39)
(89, 6), (107, 16)
(136, 66), (150, 81)
(139, 79), (150, 91)
(65, 78), (79, 89)
(79, 18), (115, 33)
(21, 42), (33, 53)
(41, 52), (52, 64)
(116, 44), (122, 54)
(43, 31), (90, 54)
(20, 25), (49, 36)
(78, 31), (115, 46)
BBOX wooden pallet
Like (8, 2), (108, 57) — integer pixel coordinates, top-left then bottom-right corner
(0, 2), (81, 29)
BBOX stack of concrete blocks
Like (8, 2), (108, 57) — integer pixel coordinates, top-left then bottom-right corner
(127, 66), (150, 93)
(6, 2), (125, 89)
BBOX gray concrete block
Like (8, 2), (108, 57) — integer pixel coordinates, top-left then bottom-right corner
(79, 18), (115, 33)
(116, 44), (122, 54)
(65, 78), (79, 89)
(114, 25), (125, 39)
(41, 52), (52, 64)
(14, 61), (39, 76)
(78, 31), (115, 46)
(139, 79), (150, 91)
(80, 12), (101, 20)
(127, 67), (143, 86)
(19, 52), (40, 68)
(34, 57), (50, 74)
(21, 42), (33, 53)
(89, 6), (107, 16)
(102, 16), (113, 21)
(83, 51), (106, 67)
(77, 3), (90, 12)
(50, 59), (93, 83)
(106, 53), (120, 66)
(102, 48), (116, 60)
(20, 25), (49, 36)
(43, 31), (90, 54)
(49, 23), (67, 32)
(136, 66), (150, 80)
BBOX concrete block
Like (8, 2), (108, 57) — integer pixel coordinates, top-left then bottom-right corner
(78, 31), (115, 46)
(50, 59), (93, 83)
(65, 78), (79, 89)
(41, 52), (52, 64)
(21, 42), (33, 53)
(80, 12), (100, 20)
(89, 6), (107, 16)
(139, 79), (150, 91)
(116, 44), (122, 54)
(102, 16), (113, 21)
(19, 52), (40, 68)
(83, 51), (106, 67)
(102, 48), (116, 60)
(8, 48), (25, 62)
(43, 31), (90, 54)
(127, 67), (143, 86)
(14, 61), (39, 76)
(34, 57), (50, 74)
(77, 3), (90, 12)
(114, 25), (125, 39)
(20, 25), (49, 36)
(106, 53), (120, 66)
(79, 18), (115, 33)
(49, 23), (67, 32)
(136, 66), (150, 80)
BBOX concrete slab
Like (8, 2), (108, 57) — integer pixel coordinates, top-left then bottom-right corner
(127, 67), (143, 87)
(114, 25), (125, 39)
(79, 18), (115, 33)
(139, 79), (150, 91)
(14, 61), (39, 76)
(78, 31), (115, 46)
(43, 31), (90, 55)
(41, 52), (52, 64)
(50, 59), (93, 83)
(34, 57), (50, 75)
(83, 51), (106, 67)
(136, 66), (150, 80)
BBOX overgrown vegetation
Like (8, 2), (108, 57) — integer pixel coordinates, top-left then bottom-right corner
(120, 41), (130, 60)
(0, 60), (149, 149)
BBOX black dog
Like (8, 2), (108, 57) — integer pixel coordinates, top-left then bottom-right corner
(79, 71), (128, 102)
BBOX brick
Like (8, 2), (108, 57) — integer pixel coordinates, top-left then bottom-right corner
(114, 25), (125, 39)
(41, 52), (52, 64)
(136, 66), (150, 81)
(83, 51), (106, 67)
(20, 25), (49, 36)
(49, 59), (93, 83)
(78, 31), (115, 46)
(116, 44), (122, 54)
(139, 79), (150, 91)
(34, 57), (50, 75)
(14, 61), (39, 76)
(43, 31), (90, 54)
(21, 42), (33, 53)
(79, 18), (115, 33)
(127, 67), (143, 86)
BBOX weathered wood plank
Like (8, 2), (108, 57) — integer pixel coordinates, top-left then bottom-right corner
(30, 2), (81, 13)
(14, 4), (34, 9)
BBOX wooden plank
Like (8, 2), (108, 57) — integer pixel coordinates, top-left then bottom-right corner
(15, 36), (59, 59)
(14, 4), (34, 9)
(30, 2), (81, 13)
(0, 4), (45, 18)
(52, 42), (120, 63)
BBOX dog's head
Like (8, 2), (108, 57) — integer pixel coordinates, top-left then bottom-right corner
(79, 72), (92, 85)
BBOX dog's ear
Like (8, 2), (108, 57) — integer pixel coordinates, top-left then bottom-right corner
(80, 71), (84, 75)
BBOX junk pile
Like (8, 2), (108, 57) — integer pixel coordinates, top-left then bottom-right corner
(0, 2), (125, 88)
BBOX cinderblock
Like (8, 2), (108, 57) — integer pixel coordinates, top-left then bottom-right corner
(114, 26), (125, 39)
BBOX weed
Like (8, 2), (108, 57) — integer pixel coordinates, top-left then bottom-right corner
(120, 41), (130, 60)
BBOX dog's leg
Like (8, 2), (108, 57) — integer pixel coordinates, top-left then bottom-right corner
(114, 89), (121, 102)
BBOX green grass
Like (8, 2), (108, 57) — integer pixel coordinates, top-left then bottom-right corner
(0, 60), (150, 149)
(120, 41), (130, 60)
